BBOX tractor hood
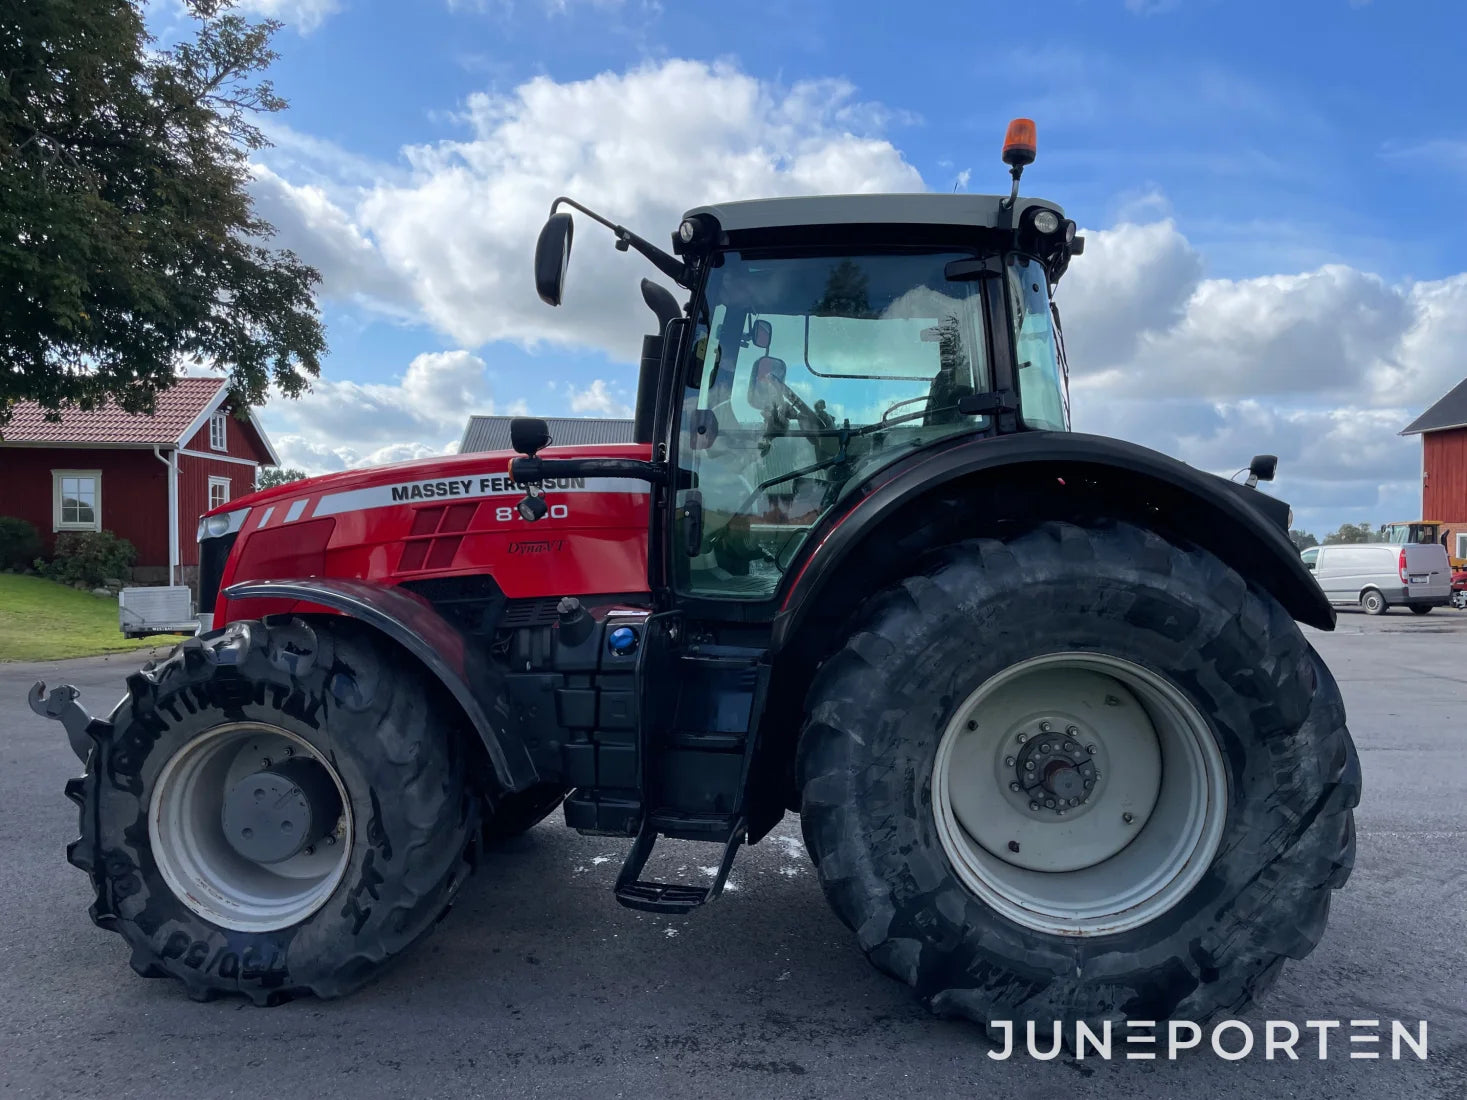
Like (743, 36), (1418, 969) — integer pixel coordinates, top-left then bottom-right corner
(207, 442), (655, 518)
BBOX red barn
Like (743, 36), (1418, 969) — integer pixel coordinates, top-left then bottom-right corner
(1401, 376), (1467, 566)
(0, 378), (278, 587)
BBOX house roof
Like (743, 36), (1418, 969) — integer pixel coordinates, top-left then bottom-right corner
(1, 377), (280, 463)
(460, 414), (636, 453)
(1401, 377), (1467, 436)
(3, 378), (224, 446)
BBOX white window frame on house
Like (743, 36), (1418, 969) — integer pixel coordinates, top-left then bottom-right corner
(52, 470), (103, 532)
(208, 475), (231, 512)
(1457, 532), (1467, 562)
(209, 409), (228, 451)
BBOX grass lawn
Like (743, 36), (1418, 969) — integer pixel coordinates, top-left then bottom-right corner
(0, 574), (188, 661)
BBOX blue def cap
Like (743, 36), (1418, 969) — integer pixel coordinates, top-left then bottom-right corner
(607, 626), (639, 656)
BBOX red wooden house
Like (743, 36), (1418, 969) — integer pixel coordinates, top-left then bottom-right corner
(0, 378), (278, 587)
(1401, 376), (1467, 566)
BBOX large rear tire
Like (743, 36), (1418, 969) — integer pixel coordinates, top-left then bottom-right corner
(65, 617), (480, 1004)
(797, 521), (1359, 1031)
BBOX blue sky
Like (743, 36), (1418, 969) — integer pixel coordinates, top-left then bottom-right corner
(171, 0), (1467, 536)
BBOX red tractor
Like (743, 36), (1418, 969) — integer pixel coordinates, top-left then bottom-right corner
(32, 121), (1358, 1031)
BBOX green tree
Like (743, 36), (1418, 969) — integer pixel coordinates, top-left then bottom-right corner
(1322, 522), (1377, 545)
(0, 0), (324, 426)
(1288, 529), (1319, 551)
(255, 465), (307, 489)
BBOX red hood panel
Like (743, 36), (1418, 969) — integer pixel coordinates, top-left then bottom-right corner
(209, 442), (654, 624)
(218, 442), (655, 515)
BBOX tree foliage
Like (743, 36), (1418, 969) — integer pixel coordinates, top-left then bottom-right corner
(1288, 529), (1319, 551)
(810, 259), (876, 318)
(1322, 522), (1378, 545)
(0, 0), (324, 426)
(255, 464), (306, 489)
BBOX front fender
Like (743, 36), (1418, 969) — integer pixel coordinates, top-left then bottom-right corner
(223, 577), (538, 792)
(775, 431), (1333, 646)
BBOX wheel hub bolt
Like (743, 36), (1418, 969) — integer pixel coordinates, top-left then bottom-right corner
(1005, 756), (1015, 766)
(1066, 725), (1079, 737)
(1009, 781), (1021, 792)
(1029, 801), (1040, 811)
(967, 719), (978, 731)
(1064, 741), (1076, 753)
(1123, 812), (1135, 824)
(1017, 733), (1029, 744)
(1044, 798), (1056, 808)
(1025, 761), (1035, 771)
(1087, 744), (1098, 755)
(1084, 780), (1093, 789)
(1039, 722), (1052, 732)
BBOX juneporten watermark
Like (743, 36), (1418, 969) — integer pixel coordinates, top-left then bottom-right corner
(987, 1019), (1429, 1061)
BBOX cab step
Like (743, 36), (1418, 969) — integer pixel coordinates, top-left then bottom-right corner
(613, 815), (746, 914)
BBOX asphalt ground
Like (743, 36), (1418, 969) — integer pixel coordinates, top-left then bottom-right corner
(2, 607), (1465, 1098)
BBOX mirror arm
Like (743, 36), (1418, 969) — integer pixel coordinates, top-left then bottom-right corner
(509, 455), (668, 486)
(550, 196), (689, 288)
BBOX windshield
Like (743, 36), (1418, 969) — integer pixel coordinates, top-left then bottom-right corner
(674, 249), (993, 599)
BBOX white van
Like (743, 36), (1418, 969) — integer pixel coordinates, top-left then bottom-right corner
(1301, 542), (1452, 614)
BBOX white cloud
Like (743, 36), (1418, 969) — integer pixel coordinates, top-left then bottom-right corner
(257, 58), (921, 358)
(1060, 218), (1467, 533)
(258, 350), (528, 474)
(567, 379), (633, 417)
(249, 165), (415, 315)
(235, 0), (341, 32)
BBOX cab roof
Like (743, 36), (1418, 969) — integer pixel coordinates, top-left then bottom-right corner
(681, 193), (1064, 233)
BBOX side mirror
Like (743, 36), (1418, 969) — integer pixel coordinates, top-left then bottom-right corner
(1246, 454), (1278, 487)
(510, 417), (551, 458)
(748, 356), (787, 408)
(534, 213), (574, 306)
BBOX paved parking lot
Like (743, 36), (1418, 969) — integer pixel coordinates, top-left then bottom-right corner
(2, 610), (1465, 1099)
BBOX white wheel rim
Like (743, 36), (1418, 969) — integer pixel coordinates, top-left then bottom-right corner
(932, 652), (1227, 936)
(149, 723), (353, 933)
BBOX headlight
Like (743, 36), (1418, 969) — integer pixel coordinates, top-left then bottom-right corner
(197, 507), (249, 541)
(1031, 209), (1061, 235)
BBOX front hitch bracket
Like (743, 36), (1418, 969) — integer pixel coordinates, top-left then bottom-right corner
(28, 682), (108, 764)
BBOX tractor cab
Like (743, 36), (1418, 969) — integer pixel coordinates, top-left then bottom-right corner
(1381, 520), (1443, 546)
(529, 120), (1084, 604)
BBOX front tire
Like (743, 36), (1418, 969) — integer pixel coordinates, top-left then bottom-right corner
(797, 521), (1359, 1030)
(1361, 589), (1387, 615)
(66, 617), (480, 1004)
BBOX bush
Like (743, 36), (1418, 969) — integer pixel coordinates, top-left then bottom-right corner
(0, 517), (42, 571)
(37, 530), (137, 588)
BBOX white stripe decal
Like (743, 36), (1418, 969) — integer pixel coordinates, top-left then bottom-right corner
(285, 499), (308, 523)
(312, 471), (650, 519)
(259, 506), (275, 526)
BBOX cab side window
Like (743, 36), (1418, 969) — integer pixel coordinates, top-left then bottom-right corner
(1301, 548), (1319, 571)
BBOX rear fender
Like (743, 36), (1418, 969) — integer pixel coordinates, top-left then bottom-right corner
(775, 431), (1334, 649)
(223, 577), (538, 791)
